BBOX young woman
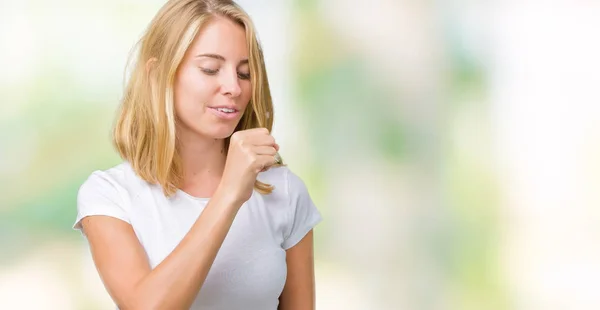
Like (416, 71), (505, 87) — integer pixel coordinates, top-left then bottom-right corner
(73, 1), (322, 309)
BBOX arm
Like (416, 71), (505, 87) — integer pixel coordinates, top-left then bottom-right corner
(278, 230), (316, 310)
(82, 128), (279, 309)
(82, 191), (240, 310)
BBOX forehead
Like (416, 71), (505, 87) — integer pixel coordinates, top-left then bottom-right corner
(187, 16), (248, 60)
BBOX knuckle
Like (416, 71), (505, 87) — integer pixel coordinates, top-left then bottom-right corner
(231, 134), (243, 146)
(237, 138), (246, 148)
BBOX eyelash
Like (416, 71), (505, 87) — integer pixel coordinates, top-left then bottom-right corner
(200, 68), (251, 80)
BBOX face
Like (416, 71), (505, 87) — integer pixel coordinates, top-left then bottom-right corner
(173, 17), (252, 141)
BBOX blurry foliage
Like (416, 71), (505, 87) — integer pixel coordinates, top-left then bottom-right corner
(442, 21), (507, 309)
(291, 1), (506, 308)
(0, 65), (121, 262)
(292, 3), (408, 166)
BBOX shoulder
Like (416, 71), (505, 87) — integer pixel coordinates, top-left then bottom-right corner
(257, 166), (308, 196)
(261, 166), (321, 250)
(256, 165), (312, 204)
(78, 162), (147, 202)
(75, 162), (144, 230)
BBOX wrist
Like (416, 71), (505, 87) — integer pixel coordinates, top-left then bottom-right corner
(212, 186), (244, 210)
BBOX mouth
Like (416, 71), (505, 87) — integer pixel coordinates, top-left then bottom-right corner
(208, 107), (240, 120)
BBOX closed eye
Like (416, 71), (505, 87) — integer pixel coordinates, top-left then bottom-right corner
(200, 67), (250, 80)
(200, 68), (218, 75)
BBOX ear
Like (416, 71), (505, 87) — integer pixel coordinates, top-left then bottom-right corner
(146, 57), (158, 74)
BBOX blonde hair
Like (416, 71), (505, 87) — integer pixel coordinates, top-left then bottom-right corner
(113, 0), (281, 197)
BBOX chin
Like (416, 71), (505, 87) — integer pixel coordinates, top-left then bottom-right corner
(202, 124), (240, 139)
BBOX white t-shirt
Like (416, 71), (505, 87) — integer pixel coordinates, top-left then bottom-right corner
(73, 162), (322, 310)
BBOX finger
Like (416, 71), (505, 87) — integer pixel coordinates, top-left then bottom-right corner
(252, 146), (277, 156)
(246, 133), (276, 147)
(245, 127), (270, 135)
(256, 154), (278, 172)
(231, 127), (268, 141)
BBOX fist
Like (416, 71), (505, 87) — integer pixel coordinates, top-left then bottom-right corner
(218, 128), (280, 205)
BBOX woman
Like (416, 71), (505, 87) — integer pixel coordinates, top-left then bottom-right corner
(73, 0), (322, 309)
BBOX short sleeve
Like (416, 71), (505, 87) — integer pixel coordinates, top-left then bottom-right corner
(282, 169), (323, 250)
(73, 171), (131, 234)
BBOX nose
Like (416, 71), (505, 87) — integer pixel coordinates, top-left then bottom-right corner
(220, 68), (242, 98)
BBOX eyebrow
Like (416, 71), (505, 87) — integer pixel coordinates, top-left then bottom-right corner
(196, 53), (248, 65)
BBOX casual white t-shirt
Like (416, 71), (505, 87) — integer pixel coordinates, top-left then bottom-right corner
(73, 162), (322, 310)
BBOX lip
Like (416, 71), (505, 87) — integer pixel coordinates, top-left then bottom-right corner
(208, 107), (240, 120)
(209, 105), (238, 111)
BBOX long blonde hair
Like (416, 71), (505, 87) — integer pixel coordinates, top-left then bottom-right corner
(113, 0), (280, 197)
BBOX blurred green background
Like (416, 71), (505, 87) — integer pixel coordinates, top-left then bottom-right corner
(1, 0), (600, 309)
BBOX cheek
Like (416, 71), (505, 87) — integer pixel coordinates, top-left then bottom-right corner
(239, 81), (253, 106)
(174, 67), (213, 114)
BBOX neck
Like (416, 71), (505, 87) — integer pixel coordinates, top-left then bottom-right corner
(177, 131), (227, 196)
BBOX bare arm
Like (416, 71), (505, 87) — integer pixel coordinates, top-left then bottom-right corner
(82, 192), (240, 310)
(278, 230), (316, 310)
